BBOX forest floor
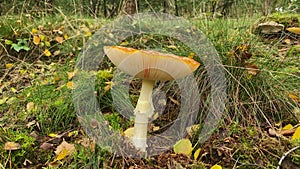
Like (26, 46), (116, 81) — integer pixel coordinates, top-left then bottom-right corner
(0, 12), (300, 169)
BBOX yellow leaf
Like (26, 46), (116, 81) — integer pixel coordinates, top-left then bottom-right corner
(282, 124), (293, 130)
(45, 41), (51, 47)
(284, 38), (291, 44)
(292, 126), (300, 141)
(193, 148), (201, 160)
(49, 133), (58, 138)
(85, 31), (92, 37)
(120, 41), (129, 46)
(19, 69), (27, 74)
(39, 35), (45, 41)
(33, 35), (40, 45)
(44, 49), (51, 56)
(63, 34), (68, 40)
(55, 36), (63, 44)
(123, 127), (134, 138)
(66, 81), (73, 89)
(173, 139), (193, 155)
(287, 27), (300, 34)
(210, 164), (222, 169)
(54, 140), (75, 161)
(289, 93), (299, 102)
(32, 28), (38, 34)
(5, 63), (13, 69)
(11, 87), (17, 93)
(188, 52), (195, 59)
(55, 148), (69, 161)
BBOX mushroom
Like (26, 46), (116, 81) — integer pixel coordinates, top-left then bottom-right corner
(257, 21), (284, 34)
(103, 46), (200, 152)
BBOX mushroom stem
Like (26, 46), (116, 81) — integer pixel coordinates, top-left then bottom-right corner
(132, 79), (155, 152)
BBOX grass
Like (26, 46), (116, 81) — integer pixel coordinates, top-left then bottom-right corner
(0, 11), (300, 168)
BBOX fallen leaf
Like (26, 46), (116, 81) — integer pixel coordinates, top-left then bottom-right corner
(186, 124), (200, 137)
(173, 139), (193, 155)
(283, 38), (291, 44)
(210, 164), (222, 169)
(282, 124), (293, 130)
(188, 52), (195, 59)
(44, 49), (51, 56)
(31, 28), (38, 34)
(26, 120), (36, 128)
(54, 140), (75, 161)
(4, 142), (21, 150)
(66, 81), (73, 89)
(45, 41), (51, 47)
(26, 102), (35, 111)
(77, 137), (95, 151)
(67, 71), (76, 80)
(123, 127), (134, 138)
(292, 126), (300, 141)
(5, 63), (13, 69)
(39, 35), (45, 41)
(194, 148), (201, 160)
(287, 27), (300, 34)
(33, 35), (40, 45)
(55, 36), (63, 44)
(40, 142), (54, 150)
(5, 39), (13, 45)
(53, 50), (60, 56)
(289, 93), (299, 102)
(63, 34), (68, 40)
(246, 63), (259, 75)
(49, 133), (59, 138)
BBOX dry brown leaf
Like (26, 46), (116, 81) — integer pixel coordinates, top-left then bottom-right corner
(26, 120), (36, 128)
(4, 142), (21, 150)
(54, 140), (75, 161)
(40, 142), (54, 150)
(55, 36), (64, 44)
(77, 137), (95, 151)
(26, 102), (35, 111)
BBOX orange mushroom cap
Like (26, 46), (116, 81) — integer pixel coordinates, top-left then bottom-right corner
(104, 46), (200, 81)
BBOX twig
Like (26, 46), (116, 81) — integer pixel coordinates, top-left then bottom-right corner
(277, 146), (300, 169)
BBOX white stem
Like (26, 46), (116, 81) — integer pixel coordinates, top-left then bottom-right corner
(132, 79), (155, 152)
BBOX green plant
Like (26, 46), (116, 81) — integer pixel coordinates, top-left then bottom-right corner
(5, 38), (30, 52)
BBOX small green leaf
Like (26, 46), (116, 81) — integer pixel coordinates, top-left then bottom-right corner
(22, 46), (30, 51)
(11, 44), (21, 52)
(5, 39), (13, 45)
(173, 138), (193, 155)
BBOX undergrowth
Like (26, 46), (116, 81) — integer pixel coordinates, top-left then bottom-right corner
(0, 10), (299, 169)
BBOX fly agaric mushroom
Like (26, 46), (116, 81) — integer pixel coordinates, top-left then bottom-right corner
(103, 46), (200, 152)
